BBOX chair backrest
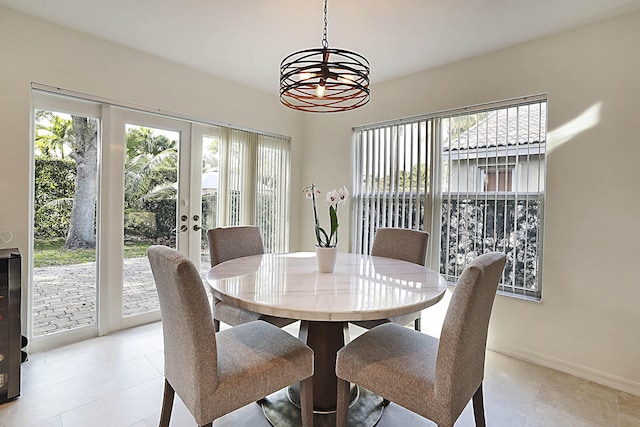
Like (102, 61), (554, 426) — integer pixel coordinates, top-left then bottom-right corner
(147, 245), (218, 415)
(370, 227), (429, 266)
(207, 226), (264, 267)
(434, 252), (506, 418)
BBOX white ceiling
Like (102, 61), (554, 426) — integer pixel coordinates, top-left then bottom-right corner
(2, 0), (640, 94)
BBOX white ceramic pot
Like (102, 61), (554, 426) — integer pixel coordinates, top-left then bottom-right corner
(315, 246), (338, 273)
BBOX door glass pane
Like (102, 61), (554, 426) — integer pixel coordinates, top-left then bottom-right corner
(200, 134), (220, 270)
(32, 110), (99, 336)
(122, 125), (178, 317)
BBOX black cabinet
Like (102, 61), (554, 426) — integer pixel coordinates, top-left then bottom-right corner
(0, 248), (21, 403)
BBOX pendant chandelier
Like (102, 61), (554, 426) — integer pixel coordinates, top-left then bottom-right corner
(279, 0), (370, 113)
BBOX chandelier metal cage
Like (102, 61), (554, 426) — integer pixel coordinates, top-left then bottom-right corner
(279, 0), (370, 113)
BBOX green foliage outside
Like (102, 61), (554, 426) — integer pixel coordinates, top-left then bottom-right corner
(35, 111), (72, 159)
(363, 163), (428, 193)
(34, 142), (179, 243)
(357, 194), (541, 296)
(34, 115), (282, 265)
(34, 158), (76, 239)
(123, 126), (178, 245)
(440, 198), (541, 294)
(34, 112), (180, 265)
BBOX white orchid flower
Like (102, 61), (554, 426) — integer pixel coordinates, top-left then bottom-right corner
(326, 189), (339, 205)
(304, 183), (348, 248)
(338, 186), (349, 203)
(303, 184), (321, 199)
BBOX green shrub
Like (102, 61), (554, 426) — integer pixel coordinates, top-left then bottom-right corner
(143, 198), (176, 239)
(34, 158), (76, 239)
(124, 210), (157, 239)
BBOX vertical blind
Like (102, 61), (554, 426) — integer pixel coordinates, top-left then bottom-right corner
(256, 134), (290, 254)
(218, 127), (290, 254)
(352, 120), (434, 256)
(353, 96), (546, 299)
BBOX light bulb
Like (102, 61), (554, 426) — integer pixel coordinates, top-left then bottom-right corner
(316, 83), (325, 98)
(299, 72), (313, 81)
(338, 73), (355, 83)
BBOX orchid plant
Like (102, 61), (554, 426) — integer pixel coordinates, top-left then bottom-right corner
(304, 183), (349, 248)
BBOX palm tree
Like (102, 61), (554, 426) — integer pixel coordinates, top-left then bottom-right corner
(123, 129), (177, 241)
(35, 111), (72, 159)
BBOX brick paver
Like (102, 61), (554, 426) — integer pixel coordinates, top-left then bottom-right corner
(32, 255), (210, 336)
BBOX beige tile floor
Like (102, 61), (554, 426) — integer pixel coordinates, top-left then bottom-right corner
(1, 317), (639, 427)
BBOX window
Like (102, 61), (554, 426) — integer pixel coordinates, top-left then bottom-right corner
(353, 96), (546, 299)
(482, 166), (513, 192)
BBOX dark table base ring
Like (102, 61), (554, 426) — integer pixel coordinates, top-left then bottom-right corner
(260, 386), (386, 427)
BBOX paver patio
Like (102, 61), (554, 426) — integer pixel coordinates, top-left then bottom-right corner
(32, 254), (210, 336)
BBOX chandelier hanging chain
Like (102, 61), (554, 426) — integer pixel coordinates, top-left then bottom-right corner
(322, 0), (329, 49)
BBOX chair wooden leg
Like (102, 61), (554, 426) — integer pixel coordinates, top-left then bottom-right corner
(159, 379), (175, 427)
(414, 317), (421, 331)
(472, 383), (486, 427)
(299, 376), (314, 427)
(214, 318), (220, 332)
(336, 378), (350, 427)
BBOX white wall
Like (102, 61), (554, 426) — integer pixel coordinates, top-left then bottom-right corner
(299, 11), (640, 394)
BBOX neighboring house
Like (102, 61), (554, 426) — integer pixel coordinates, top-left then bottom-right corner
(443, 102), (546, 194)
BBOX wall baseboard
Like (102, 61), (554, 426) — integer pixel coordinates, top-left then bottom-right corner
(490, 345), (640, 397)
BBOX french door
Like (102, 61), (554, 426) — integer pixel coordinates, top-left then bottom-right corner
(106, 108), (204, 331)
(30, 92), (212, 349)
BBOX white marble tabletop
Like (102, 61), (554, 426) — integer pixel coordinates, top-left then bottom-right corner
(206, 252), (447, 322)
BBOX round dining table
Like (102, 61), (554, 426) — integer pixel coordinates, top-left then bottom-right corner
(206, 252), (448, 426)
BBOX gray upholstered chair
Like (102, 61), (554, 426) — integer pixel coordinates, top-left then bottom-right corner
(352, 227), (430, 331)
(147, 245), (314, 427)
(207, 226), (296, 332)
(336, 252), (506, 427)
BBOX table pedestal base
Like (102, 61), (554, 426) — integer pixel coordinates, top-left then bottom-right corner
(259, 386), (386, 427)
(259, 320), (387, 425)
